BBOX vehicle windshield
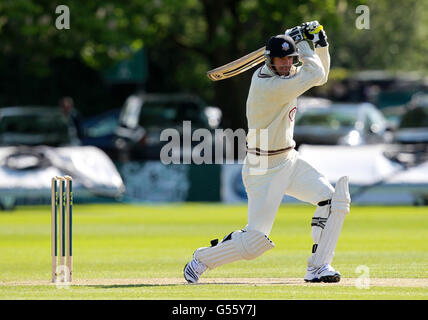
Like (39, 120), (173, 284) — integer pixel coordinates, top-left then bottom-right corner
(0, 111), (72, 146)
(400, 107), (428, 128)
(139, 101), (202, 128)
(296, 109), (358, 129)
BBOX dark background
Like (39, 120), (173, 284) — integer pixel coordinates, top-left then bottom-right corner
(0, 0), (427, 129)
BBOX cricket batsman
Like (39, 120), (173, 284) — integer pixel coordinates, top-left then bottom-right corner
(184, 21), (351, 283)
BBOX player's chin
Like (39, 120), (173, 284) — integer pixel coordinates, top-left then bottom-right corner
(279, 68), (291, 76)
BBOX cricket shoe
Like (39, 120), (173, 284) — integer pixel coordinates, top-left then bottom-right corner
(304, 264), (341, 283)
(183, 258), (207, 283)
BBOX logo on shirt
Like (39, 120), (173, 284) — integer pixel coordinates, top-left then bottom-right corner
(289, 107), (297, 121)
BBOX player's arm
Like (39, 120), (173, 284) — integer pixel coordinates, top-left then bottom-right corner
(314, 45), (330, 86)
(266, 40), (326, 99)
(301, 21), (330, 86)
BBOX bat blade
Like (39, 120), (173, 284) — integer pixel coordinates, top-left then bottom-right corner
(207, 47), (266, 81)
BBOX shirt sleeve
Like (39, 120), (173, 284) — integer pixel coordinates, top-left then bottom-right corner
(314, 44), (330, 86)
(265, 41), (326, 100)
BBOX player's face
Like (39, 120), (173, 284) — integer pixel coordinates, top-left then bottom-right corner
(272, 56), (294, 76)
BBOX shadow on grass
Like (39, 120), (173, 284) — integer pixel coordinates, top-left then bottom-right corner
(84, 281), (297, 289)
(85, 284), (183, 289)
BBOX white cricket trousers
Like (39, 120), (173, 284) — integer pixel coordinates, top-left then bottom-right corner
(242, 149), (334, 236)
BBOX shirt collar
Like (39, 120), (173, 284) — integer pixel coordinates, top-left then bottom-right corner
(261, 63), (297, 78)
(262, 64), (276, 76)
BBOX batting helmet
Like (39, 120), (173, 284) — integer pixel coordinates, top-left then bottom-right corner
(264, 34), (299, 75)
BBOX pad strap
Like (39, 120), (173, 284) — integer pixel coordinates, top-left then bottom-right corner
(317, 199), (331, 206)
(311, 217), (328, 228)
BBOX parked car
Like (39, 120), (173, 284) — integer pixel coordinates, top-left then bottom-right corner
(113, 93), (223, 161)
(0, 106), (124, 210)
(293, 102), (393, 147)
(393, 105), (428, 144)
(393, 93), (428, 144)
(80, 108), (121, 158)
(0, 106), (80, 146)
(338, 70), (428, 108)
(296, 96), (332, 113)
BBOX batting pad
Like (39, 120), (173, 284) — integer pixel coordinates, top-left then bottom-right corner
(309, 176), (351, 267)
(311, 204), (330, 244)
(194, 230), (275, 269)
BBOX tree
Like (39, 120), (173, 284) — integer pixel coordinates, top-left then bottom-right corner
(0, 0), (426, 127)
(328, 0), (428, 71)
(132, 0), (344, 129)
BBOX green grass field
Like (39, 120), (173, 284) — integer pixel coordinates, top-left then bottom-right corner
(0, 203), (427, 300)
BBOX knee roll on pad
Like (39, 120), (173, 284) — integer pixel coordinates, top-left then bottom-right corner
(194, 229), (275, 269)
(331, 176), (351, 215)
(236, 229), (275, 260)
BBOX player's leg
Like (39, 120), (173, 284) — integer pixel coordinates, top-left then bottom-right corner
(285, 157), (350, 282)
(284, 157), (334, 252)
(184, 229), (275, 283)
(184, 161), (293, 283)
(243, 163), (295, 236)
(308, 176), (350, 270)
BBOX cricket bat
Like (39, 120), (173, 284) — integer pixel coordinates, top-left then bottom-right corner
(206, 46), (266, 81)
(206, 23), (320, 81)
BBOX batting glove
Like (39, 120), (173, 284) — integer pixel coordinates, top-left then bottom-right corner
(285, 25), (305, 43)
(301, 20), (328, 47)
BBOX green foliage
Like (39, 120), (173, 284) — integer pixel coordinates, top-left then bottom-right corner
(330, 0), (428, 72)
(0, 0), (427, 122)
